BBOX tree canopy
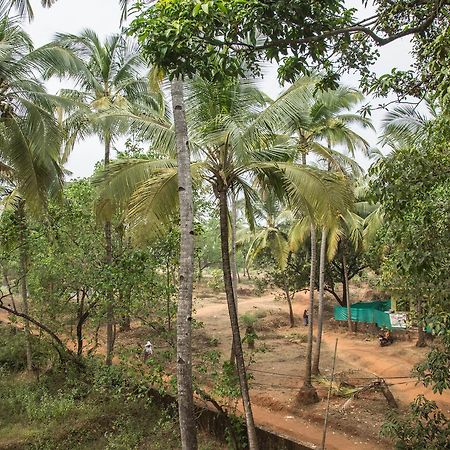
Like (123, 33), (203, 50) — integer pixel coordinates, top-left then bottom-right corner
(129, 0), (450, 99)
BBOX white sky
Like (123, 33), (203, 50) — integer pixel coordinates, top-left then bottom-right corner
(24, 0), (414, 178)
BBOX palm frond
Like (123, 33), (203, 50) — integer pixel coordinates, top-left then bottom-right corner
(93, 157), (177, 218)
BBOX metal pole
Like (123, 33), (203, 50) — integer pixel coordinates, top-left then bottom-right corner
(321, 338), (338, 450)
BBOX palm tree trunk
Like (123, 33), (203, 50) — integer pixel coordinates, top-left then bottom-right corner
(104, 134), (115, 366)
(285, 252), (294, 328)
(17, 200), (32, 372)
(229, 193), (239, 363)
(218, 188), (258, 450)
(304, 224), (317, 387)
(296, 224), (319, 404)
(342, 244), (352, 332)
(171, 78), (198, 450)
(312, 227), (327, 375)
(230, 192), (238, 314)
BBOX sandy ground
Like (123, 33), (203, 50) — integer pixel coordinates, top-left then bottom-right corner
(193, 285), (450, 450)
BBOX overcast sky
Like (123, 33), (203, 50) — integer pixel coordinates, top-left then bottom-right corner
(23, 0), (414, 178)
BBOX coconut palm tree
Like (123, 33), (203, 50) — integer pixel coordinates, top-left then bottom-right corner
(380, 103), (435, 149)
(37, 29), (163, 365)
(0, 16), (63, 371)
(245, 193), (298, 325)
(252, 76), (372, 396)
(94, 76), (352, 449)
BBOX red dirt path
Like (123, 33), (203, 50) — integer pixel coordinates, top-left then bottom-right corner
(194, 287), (450, 449)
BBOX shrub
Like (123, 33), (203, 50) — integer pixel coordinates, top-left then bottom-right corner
(206, 268), (223, 290)
(252, 277), (269, 295)
(105, 417), (143, 450)
(0, 325), (54, 371)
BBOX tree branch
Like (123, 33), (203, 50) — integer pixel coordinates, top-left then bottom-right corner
(0, 301), (70, 354)
(208, 0), (443, 51)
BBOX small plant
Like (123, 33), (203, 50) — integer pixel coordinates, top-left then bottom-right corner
(252, 276), (268, 295)
(284, 333), (308, 343)
(105, 417), (143, 450)
(240, 313), (259, 349)
(206, 268), (223, 290)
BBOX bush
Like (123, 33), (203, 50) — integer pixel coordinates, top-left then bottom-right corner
(240, 313), (259, 349)
(240, 313), (258, 328)
(105, 417), (143, 450)
(0, 325), (54, 371)
(381, 395), (449, 449)
(207, 268), (223, 290)
(252, 277), (269, 295)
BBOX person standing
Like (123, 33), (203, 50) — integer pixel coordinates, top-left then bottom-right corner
(303, 309), (309, 326)
(143, 341), (153, 361)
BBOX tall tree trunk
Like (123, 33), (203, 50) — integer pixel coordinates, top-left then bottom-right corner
(104, 134), (114, 366)
(230, 192), (238, 314)
(218, 188), (258, 450)
(171, 79), (198, 450)
(285, 252), (294, 328)
(229, 193), (239, 363)
(312, 227), (327, 375)
(76, 291), (90, 356)
(342, 244), (352, 332)
(197, 256), (202, 281)
(416, 298), (426, 347)
(17, 200), (32, 372)
(297, 224), (319, 404)
(166, 260), (172, 332)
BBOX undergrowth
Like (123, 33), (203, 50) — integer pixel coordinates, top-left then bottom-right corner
(0, 325), (223, 449)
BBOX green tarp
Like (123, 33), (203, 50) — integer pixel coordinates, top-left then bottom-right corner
(334, 300), (393, 329)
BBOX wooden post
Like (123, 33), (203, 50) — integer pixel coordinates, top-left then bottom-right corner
(321, 338), (338, 450)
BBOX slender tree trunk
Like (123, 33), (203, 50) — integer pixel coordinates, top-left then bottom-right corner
(218, 188), (258, 450)
(285, 252), (294, 327)
(76, 290), (85, 356)
(17, 200), (32, 372)
(312, 227), (327, 376)
(304, 224), (317, 387)
(230, 192), (238, 314)
(166, 260), (172, 332)
(297, 224), (319, 404)
(104, 134), (115, 366)
(286, 287), (294, 328)
(416, 298), (426, 347)
(229, 193), (239, 363)
(342, 245), (352, 332)
(197, 256), (202, 281)
(76, 294), (91, 357)
(2, 265), (17, 311)
(171, 79), (198, 450)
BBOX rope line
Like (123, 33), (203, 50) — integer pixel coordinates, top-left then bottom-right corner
(248, 367), (415, 380)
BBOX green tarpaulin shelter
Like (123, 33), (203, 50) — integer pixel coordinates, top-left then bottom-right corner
(334, 300), (393, 329)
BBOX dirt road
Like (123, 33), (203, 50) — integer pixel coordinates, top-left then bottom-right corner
(194, 287), (450, 449)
